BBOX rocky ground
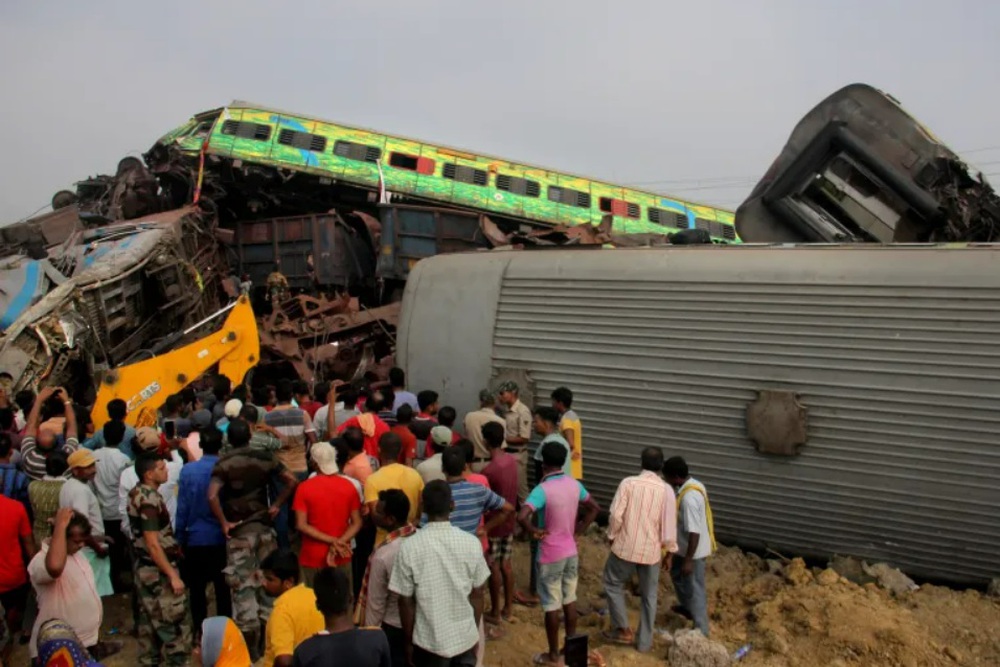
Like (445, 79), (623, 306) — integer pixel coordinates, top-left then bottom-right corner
(12, 534), (1000, 666)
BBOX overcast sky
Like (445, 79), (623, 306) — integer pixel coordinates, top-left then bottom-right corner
(1, 1), (997, 223)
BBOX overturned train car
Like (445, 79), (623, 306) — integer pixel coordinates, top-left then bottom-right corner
(735, 83), (1000, 244)
(0, 207), (225, 397)
(398, 245), (1000, 585)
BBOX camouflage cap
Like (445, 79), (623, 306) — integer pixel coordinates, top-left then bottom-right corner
(496, 380), (519, 394)
(478, 389), (495, 403)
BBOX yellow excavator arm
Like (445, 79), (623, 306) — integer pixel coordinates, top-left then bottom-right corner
(92, 295), (260, 430)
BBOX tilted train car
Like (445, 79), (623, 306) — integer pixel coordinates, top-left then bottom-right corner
(397, 244), (1000, 585)
(144, 101), (738, 241)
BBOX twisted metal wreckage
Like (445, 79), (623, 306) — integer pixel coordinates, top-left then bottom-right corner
(3, 83), (1000, 400)
(0, 156), (666, 396)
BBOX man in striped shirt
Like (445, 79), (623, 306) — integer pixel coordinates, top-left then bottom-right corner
(19, 387), (79, 482)
(601, 447), (677, 652)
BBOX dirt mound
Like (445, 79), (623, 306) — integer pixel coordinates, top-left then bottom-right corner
(12, 535), (1000, 666)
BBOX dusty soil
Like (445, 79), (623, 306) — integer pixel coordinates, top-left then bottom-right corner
(12, 534), (1000, 666)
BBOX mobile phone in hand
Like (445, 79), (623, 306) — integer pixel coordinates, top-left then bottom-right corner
(163, 419), (176, 440)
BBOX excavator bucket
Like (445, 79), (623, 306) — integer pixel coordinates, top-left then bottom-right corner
(92, 295), (260, 430)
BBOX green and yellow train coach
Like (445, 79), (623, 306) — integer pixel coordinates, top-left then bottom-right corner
(152, 101), (739, 242)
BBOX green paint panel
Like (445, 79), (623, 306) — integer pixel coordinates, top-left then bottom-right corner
(162, 103), (741, 242)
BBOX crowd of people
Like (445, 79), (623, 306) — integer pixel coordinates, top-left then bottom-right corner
(0, 367), (715, 667)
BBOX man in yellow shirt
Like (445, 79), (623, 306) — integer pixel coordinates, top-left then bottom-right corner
(552, 387), (583, 480)
(261, 549), (324, 666)
(364, 433), (424, 545)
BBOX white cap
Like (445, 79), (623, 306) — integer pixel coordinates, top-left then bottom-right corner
(310, 442), (339, 475)
(224, 399), (243, 419)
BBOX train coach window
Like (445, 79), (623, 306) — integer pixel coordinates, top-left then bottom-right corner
(220, 120), (272, 142)
(496, 174), (541, 197)
(599, 197), (640, 219)
(333, 140), (382, 163)
(708, 221), (737, 240)
(442, 163), (488, 186)
(277, 129), (327, 152)
(388, 152), (436, 175)
(648, 207), (689, 229)
(548, 186), (591, 209)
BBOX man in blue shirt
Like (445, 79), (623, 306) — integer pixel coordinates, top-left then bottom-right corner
(175, 425), (232, 629)
(424, 447), (514, 537)
(0, 432), (30, 518)
(82, 399), (136, 459)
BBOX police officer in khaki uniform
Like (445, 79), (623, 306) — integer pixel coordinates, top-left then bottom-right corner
(496, 381), (532, 503)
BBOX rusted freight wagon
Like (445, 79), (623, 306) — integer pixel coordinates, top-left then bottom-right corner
(396, 244), (1000, 584)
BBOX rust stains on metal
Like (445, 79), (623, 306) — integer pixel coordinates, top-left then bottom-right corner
(259, 292), (399, 382)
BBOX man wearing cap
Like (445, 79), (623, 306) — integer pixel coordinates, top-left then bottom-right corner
(292, 442), (362, 587)
(217, 399), (243, 434)
(415, 426), (453, 485)
(497, 382), (533, 503)
(60, 449), (113, 597)
(463, 390), (506, 474)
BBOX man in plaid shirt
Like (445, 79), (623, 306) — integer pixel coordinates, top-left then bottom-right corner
(390, 481), (489, 667)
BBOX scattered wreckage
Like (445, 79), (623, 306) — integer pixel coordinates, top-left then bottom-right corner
(5, 82), (999, 408)
(0, 206), (225, 398)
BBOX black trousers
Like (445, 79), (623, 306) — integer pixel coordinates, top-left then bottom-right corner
(413, 645), (477, 667)
(180, 544), (232, 631)
(383, 623), (407, 667)
(102, 520), (129, 594)
(352, 522), (377, 600)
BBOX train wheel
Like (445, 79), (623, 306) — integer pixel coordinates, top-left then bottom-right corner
(116, 156), (144, 177)
(51, 190), (78, 210)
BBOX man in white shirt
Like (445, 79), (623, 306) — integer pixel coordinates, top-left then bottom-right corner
(415, 427), (452, 485)
(663, 456), (715, 637)
(118, 427), (185, 536)
(390, 480), (488, 666)
(59, 450), (112, 597)
(91, 422), (132, 593)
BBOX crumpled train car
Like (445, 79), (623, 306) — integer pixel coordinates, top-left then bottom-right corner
(0, 207), (223, 395)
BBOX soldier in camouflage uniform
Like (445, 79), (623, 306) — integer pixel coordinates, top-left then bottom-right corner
(208, 418), (299, 659)
(127, 456), (192, 666)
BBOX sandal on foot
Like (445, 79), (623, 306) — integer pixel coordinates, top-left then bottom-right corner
(532, 653), (564, 666)
(587, 649), (607, 667)
(514, 591), (540, 607)
(600, 628), (634, 645)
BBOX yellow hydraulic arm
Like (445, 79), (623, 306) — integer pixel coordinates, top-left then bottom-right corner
(92, 295), (260, 430)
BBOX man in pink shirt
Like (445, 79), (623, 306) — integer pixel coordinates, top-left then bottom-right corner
(601, 447), (677, 652)
(518, 441), (600, 667)
(28, 507), (103, 661)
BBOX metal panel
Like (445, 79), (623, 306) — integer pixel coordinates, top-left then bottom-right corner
(401, 244), (1000, 584)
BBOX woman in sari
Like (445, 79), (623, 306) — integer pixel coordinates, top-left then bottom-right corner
(196, 616), (251, 667)
(34, 618), (102, 667)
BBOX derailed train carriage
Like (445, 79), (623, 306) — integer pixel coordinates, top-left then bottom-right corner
(396, 84), (1000, 585)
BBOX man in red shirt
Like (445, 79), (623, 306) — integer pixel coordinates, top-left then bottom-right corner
(292, 442), (363, 588)
(0, 493), (37, 657)
(294, 381), (323, 420)
(337, 395), (390, 459)
(391, 405), (419, 466)
(481, 422), (518, 625)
